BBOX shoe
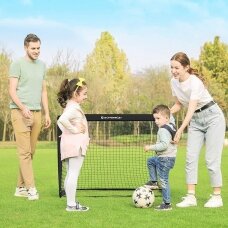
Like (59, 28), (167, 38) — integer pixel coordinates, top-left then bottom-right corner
(155, 203), (172, 211)
(66, 202), (89, 212)
(28, 187), (39, 201)
(176, 194), (197, 208)
(144, 181), (159, 190)
(204, 194), (223, 208)
(14, 187), (28, 197)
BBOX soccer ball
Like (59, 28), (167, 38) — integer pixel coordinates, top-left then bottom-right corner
(132, 186), (155, 208)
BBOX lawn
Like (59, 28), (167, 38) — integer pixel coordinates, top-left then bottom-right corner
(0, 142), (227, 228)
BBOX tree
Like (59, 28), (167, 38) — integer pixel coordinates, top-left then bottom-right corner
(199, 36), (228, 108)
(200, 36), (228, 85)
(45, 50), (80, 141)
(0, 49), (12, 141)
(82, 31), (131, 114)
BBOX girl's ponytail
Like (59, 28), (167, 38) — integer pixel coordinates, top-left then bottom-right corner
(57, 79), (69, 108)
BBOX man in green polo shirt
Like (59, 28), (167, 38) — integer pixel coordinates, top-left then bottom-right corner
(9, 33), (51, 200)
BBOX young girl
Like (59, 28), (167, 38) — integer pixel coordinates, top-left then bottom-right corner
(170, 52), (225, 208)
(57, 78), (89, 212)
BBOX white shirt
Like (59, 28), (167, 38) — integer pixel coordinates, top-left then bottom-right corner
(171, 74), (213, 109)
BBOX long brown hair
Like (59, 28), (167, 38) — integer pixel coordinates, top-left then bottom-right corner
(170, 52), (205, 84)
(57, 78), (87, 108)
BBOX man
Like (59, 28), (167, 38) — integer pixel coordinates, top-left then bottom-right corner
(9, 33), (51, 200)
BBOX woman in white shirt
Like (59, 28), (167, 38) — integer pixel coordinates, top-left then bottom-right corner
(170, 52), (225, 208)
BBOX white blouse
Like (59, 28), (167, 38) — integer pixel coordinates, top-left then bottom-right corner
(171, 74), (213, 109)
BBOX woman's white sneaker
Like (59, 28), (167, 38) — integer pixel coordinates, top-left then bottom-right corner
(28, 187), (39, 200)
(176, 194), (197, 208)
(204, 194), (223, 208)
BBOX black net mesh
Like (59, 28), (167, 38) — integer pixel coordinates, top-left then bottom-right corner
(57, 114), (156, 197)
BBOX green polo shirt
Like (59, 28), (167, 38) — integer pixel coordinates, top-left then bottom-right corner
(9, 57), (46, 110)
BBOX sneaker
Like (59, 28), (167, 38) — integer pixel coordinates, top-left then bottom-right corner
(155, 203), (172, 211)
(176, 194), (197, 208)
(204, 194), (223, 208)
(14, 187), (28, 197)
(28, 187), (39, 201)
(144, 180), (159, 190)
(66, 202), (89, 212)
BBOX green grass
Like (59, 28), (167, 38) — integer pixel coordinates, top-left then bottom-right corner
(0, 142), (228, 228)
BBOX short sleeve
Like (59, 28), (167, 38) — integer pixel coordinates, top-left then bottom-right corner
(170, 79), (176, 96)
(9, 61), (20, 78)
(190, 77), (204, 100)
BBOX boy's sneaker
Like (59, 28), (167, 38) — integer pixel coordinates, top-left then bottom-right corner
(14, 187), (28, 197)
(144, 180), (159, 190)
(28, 187), (39, 201)
(155, 203), (172, 211)
(176, 194), (197, 208)
(204, 194), (223, 208)
(66, 202), (89, 212)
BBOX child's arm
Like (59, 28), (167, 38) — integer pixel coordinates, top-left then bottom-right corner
(145, 129), (172, 152)
(57, 108), (85, 134)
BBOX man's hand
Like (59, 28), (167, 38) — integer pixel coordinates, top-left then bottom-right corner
(44, 114), (51, 129)
(21, 106), (32, 119)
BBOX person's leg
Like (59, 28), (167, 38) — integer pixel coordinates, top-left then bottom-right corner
(30, 111), (41, 159)
(176, 119), (204, 207)
(11, 109), (35, 189)
(147, 156), (158, 182)
(157, 157), (175, 205)
(65, 156), (84, 207)
(64, 159), (69, 191)
(204, 105), (225, 207)
(145, 156), (159, 189)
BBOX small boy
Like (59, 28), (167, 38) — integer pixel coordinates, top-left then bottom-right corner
(144, 104), (177, 211)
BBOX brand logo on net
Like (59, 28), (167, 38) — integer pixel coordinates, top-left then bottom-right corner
(100, 116), (123, 120)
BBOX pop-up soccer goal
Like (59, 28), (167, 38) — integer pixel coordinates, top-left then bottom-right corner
(57, 114), (155, 197)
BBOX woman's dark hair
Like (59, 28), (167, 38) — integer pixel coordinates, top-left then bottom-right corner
(170, 52), (205, 84)
(57, 78), (87, 108)
(24, 33), (41, 47)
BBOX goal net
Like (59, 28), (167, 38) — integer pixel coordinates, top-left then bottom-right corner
(57, 114), (156, 197)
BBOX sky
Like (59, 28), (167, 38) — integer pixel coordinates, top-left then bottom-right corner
(1, 0), (228, 72)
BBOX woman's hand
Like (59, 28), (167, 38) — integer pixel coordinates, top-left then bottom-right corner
(173, 128), (183, 144)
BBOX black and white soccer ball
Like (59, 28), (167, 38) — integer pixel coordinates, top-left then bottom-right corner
(132, 186), (155, 208)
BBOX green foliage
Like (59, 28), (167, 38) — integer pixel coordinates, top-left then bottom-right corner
(197, 36), (228, 111)
(82, 32), (131, 114)
(200, 36), (228, 84)
(0, 50), (12, 141)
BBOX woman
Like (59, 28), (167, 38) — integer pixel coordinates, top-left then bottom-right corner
(170, 52), (225, 208)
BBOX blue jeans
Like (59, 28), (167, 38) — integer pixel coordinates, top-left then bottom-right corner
(147, 156), (175, 204)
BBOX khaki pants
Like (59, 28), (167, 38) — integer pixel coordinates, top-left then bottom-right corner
(11, 109), (41, 189)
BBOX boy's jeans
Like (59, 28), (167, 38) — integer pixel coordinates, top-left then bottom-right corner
(147, 156), (175, 204)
